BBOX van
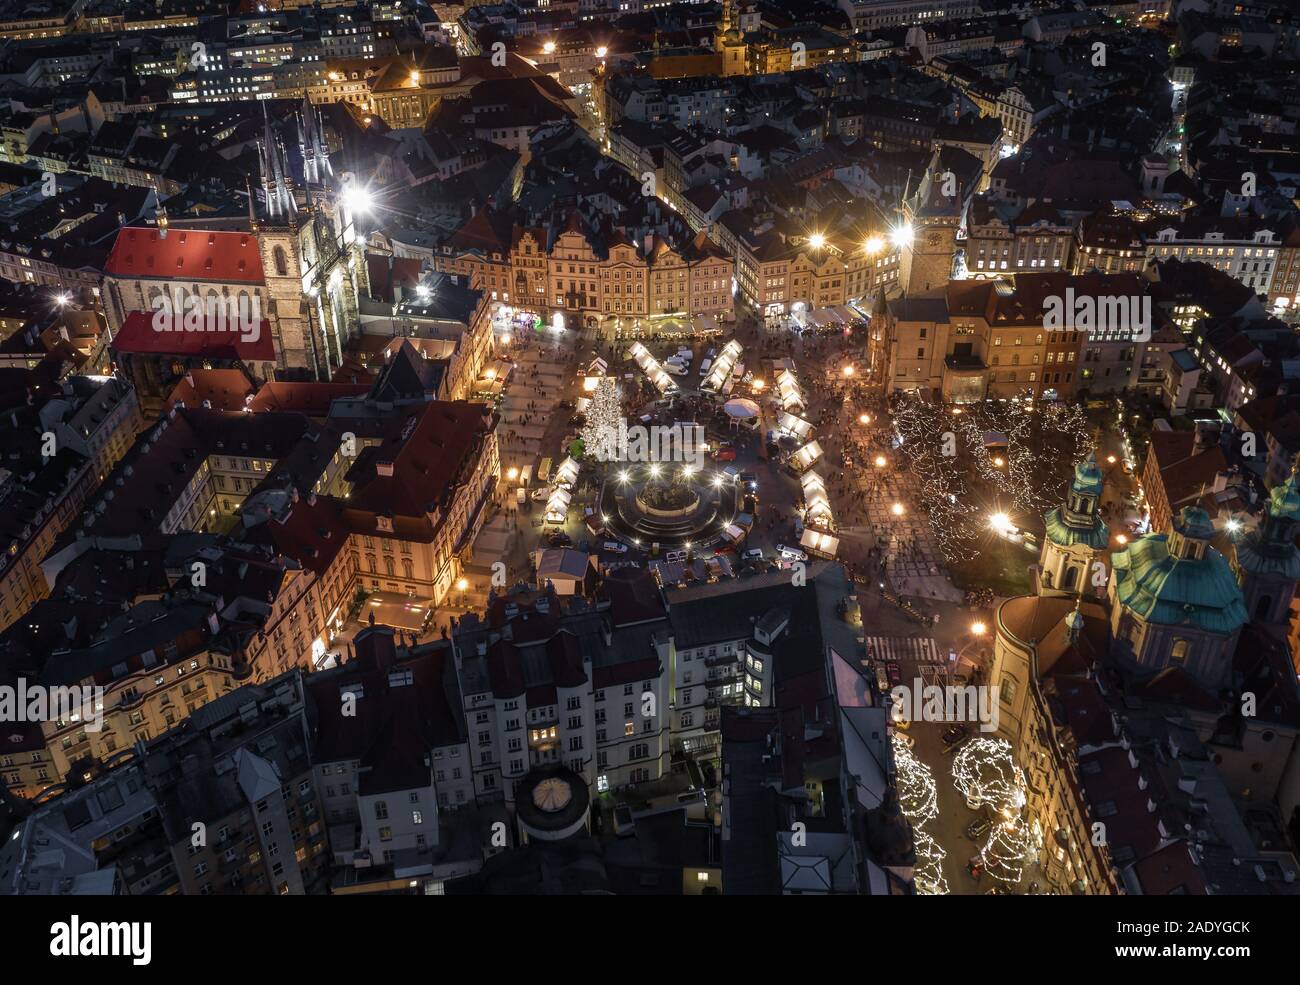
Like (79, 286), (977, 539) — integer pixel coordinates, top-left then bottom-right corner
(699, 357), (713, 376)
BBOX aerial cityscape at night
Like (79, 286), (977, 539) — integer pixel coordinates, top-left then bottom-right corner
(0, 0), (1294, 934)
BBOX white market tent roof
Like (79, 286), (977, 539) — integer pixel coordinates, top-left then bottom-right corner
(790, 440), (823, 471)
(724, 398), (760, 419)
(777, 411), (812, 438)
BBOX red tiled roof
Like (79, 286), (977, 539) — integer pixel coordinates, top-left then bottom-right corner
(163, 368), (256, 412)
(248, 381), (371, 416)
(110, 310), (275, 362)
(346, 400), (494, 519)
(105, 227), (265, 283)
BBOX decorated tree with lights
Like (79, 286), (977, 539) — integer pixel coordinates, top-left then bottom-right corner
(891, 733), (948, 894)
(977, 815), (1042, 884)
(580, 377), (622, 462)
(951, 737), (1027, 815)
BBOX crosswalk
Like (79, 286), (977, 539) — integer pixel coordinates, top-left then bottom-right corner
(863, 636), (945, 665)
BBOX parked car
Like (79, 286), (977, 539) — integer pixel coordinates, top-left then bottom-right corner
(776, 544), (807, 561)
(714, 447), (738, 462)
(943, 725), (969, 746)
(664, 362), (688, 376)
(741, 548), (765, 562)
(547, 532), (572, 547)
(699, 358), (713, 376)
(874, 664), (890, 694)
(966, 818), (991, 840)
(603, 541), (629, 554)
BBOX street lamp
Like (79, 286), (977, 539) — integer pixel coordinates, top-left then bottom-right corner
(808, 233), (826, 250)
(971, 621), (987, 636)
(842, 365), (855, 377)
(859, 413), (871, 425)
(891, 502), (905, 516)
(890, 224), (914, 249)
(875, 455), (887, 468)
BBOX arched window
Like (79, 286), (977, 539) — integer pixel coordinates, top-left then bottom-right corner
(1171, 638), (1189, 663)
(384, 557), (395, 577)
(1063, 565), (1079, 590)
(1255, 595), (1273, 621)
(273, 245), (289, 277)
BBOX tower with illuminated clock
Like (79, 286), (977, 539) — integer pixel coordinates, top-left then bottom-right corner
(898, 151), (962, 296)
(715, 0), (746, 76)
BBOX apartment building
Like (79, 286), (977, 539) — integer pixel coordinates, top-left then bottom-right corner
(0, 376), (141, 631)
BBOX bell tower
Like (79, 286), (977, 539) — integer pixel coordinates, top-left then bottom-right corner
(1233, 464), (1300, 628)
(715, 0), (746, 76)
(1039, 453), (1109, 597)
(899, 151), (961, 295)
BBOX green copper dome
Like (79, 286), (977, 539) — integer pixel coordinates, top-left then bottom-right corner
(1111, 509), (1247, 634)
(1268, 471), (1300, 522)
(1043, 453), (1108, 548)
(1071, 453), (1105, 499)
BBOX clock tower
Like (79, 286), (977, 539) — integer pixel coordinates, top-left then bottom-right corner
(715, 0), (746, 76)
(899, 152), (962, 295)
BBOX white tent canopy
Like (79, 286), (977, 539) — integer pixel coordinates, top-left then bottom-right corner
(800, 470), (834, 528)
(628, 341), (679, 394)
(554, 456), (580, 486)
(724, 398), (760, 419)
(790, 440), (823, 472)
(775, 367), (806, 413)
(703, 339), (743, 393)
(800, 527), (839, 557)
(777, 411), (813, 438)
(544, 486), (572, 523)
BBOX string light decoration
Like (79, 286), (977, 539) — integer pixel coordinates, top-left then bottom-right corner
(911, 829), (950, 897)
(889, 395), (1094, 564)
(950, 737), (1028, 816)
(579, 377), (622, 460)
(976, 815), (1043, 885)
(891, 733), (948, 895)
(893, 733), (938, 824)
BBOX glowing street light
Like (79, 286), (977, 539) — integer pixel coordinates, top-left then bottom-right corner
(456, 578), (469, 591)
(808, 232), (826, 250)
(506, 466), (519, 481)
(890, 224), (914, 249)
(595, 45), (608, 58)
(842, 365), (855, 377)
(1226, 518), (1242, 533)
(864, 235), (885, 255)
(859, 413), (871, 425)
(989, 512), (1013, 536)
(409, 70), (421, 85)
(992, 456), (1005, 467)
(875, 455), (887, 468)
(891, 502), (905, 516)
(618, 470), (630, 483)
(1116, 534), (1128, 545)
(1106, 454), (1117, 464)
(543, 40), (556, 54)
(971, 621), (987, 636)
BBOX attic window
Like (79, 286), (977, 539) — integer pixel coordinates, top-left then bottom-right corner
(176, 257), (184, 268)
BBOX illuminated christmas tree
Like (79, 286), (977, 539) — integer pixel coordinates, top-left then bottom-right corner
(580, 378), (622, 462)
(951, 738), (1027, 816)
(978, 815), (1041, 885)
